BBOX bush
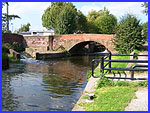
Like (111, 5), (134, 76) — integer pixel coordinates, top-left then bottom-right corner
(97, 75), (115, 88)
(113, 14), (143, 54)
(142, 22), (148, 42)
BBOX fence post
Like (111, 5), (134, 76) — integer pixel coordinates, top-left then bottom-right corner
(101, 56), (104, 75)
(92, 60), (94, 77)
(131, 71), (134, 78)
(109, 52), (112, 73)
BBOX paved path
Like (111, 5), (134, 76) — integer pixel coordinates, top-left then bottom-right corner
(125, 88), (148, 111)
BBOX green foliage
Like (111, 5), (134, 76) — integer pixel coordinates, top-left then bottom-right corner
(115, 81), (130, 86)
(55, 4), (77, 34)
(2, 51), (8, 60)
(87, 10), (100, 22)
(87, 20), (99, 33)
(141, 2), (148, 15)
(76, 10), (88, 32)
(2, 3), (20, 33)
(42, 2), (68, 30)
(94, 12), (117, 34)
(137, 80), (148, 87)
(62, 50), (71, 57)
(97, 74), (148, 88)
(87, 70), (92, 79)
(142, 22), (148, 41)
(42, 2), (87, 34)
(16, 23), (30, 34)
(87, 8), (117, 34)
(113, 14), (143, 54)
(97, 75), (115, 88)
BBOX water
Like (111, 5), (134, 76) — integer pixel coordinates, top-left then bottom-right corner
(2, 55), (99, 111)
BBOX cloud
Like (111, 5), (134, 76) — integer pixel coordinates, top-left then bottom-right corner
(8, 2), (51, 17)
(80, 2), (147, 22)
(101, 2), (145, 18)
(3, 2), (51, 31)
(80, 5), (102, 15)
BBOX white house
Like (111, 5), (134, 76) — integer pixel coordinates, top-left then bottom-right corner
(20, 30), (54, 36)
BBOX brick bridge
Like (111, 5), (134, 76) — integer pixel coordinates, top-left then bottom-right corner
(23, 34), (115, 56)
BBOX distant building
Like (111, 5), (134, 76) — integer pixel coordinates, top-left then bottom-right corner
(20, 30), (54, 36)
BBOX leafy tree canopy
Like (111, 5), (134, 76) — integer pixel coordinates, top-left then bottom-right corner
(2, 2), (20, 33)
(16, 23), (31, 34)
(42, 2), (88, 34)
(87, 7), (117, 34)
(113, 14), (143, 54)
(142, 22), (148, 41)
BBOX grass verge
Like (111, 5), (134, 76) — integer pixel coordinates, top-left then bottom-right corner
(79, 86), (137, 111)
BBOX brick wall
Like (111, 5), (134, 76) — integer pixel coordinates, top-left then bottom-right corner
(2, 33), (25, 48)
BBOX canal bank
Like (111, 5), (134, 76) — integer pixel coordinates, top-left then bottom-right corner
(72, 76), (99, 111)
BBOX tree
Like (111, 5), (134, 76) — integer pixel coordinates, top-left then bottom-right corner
(76, 10), (88, 32)
(86, 8), (117, 34)
(87, 10), (100, 21)
(16, 23), (31, 34)
(94, 13), (117, 34)
(2, 2), (20, 33)
(113, 14), (143, 54)
(142, 22), (148, 41)
(55, 5), (77, 34)
(42, 2), (83, 34)
(142, 2), (148, 15)
(2, 14), (20, 33)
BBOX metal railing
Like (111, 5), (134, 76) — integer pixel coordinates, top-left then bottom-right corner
(91, 52), (148, 80)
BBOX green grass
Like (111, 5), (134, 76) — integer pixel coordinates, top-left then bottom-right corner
(81, 95), (90, 99)
(107, 55), (130, 73)
(83, 70), (148, 111)
(79, 86), (137, 111)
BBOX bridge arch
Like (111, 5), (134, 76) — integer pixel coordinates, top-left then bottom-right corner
(68, 41), (107, 55)
(53, 34), (115, 54)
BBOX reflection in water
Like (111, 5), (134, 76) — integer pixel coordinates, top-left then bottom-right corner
(2, 56), (98, 111)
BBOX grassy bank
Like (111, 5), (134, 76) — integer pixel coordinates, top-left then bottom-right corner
(79, 86), (137, 111)
(82, 65), (148, 111)
(79, 77), (148, 111)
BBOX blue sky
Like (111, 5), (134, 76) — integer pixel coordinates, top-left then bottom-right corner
(2, 2), (148, 32)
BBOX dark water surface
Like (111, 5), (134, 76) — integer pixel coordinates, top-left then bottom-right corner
(2, 56), (98, 111)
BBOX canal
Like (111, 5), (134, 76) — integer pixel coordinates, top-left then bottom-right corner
(2, 55), (99, 111)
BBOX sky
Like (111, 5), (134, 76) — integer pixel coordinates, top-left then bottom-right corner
(2, 2), (148, 32)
